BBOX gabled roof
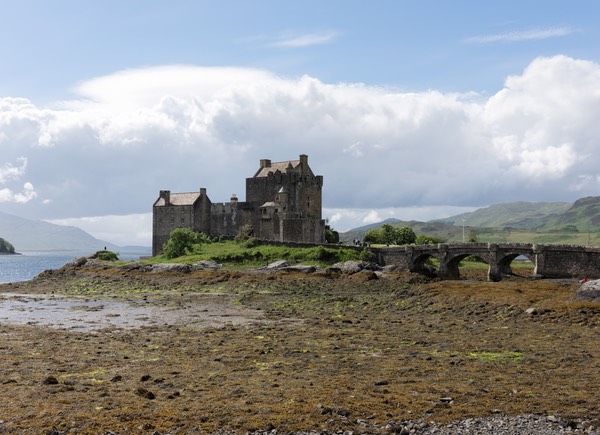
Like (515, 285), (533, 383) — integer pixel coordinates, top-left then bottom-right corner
(254, 159), (301, 178)
(155, 192), (201, 206)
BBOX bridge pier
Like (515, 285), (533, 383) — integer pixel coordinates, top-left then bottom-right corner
(487, 243), (501, 282)
(436, 244), (460, 280)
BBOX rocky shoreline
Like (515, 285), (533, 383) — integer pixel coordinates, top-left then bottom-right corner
(0, 259), (598, 434)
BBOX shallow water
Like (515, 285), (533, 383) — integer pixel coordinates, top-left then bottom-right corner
(0, 293), (262, 332)
(0, 250), (150, 284)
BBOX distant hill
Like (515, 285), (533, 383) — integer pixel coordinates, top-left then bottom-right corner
(434, 201), (572, 229)
(0, 211), (118, 251)
(537, 196), (600, 232)
(339, 198), (600, 245)
(341, 219), (464, 243)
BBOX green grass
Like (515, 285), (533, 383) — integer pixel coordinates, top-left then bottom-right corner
(147, 240), (361, 268)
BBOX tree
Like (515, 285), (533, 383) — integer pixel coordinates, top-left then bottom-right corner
(363, 225), (416, 246)
(396, 226), (416, 245)
(324, 224), (339, 244)
(468, 229), (479, 243)
(162, 228), (211, 259)
(381, 224), (397, 245)
(416, 234), (446, 245)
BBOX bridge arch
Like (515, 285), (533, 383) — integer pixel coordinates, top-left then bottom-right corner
(442, 252), (490, 280)
(410, 252), (440, 277)
(375, 242), (600, 281)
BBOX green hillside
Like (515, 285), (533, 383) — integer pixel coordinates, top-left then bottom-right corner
(434, 201), (571, 229)
(339, 197), (600, 245)
(538, 196), (600, 232)
(0, 237), (16, 254)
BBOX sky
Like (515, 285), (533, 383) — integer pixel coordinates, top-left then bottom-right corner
(1, 0), (600, 246)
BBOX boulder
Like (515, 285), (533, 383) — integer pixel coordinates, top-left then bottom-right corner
(150, 263), (191, 273)
(575, 279), (600, 303)
(192, 260), (223, 270)
(332, 260), (366, 274)
(281, 265), (317, 273)
(264, 260), (291, 270)
(67, 256), (88, 268)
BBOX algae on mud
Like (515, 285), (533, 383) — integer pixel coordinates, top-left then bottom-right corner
(0, 261), (598, 434)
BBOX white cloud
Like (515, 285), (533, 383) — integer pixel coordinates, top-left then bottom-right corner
(0, 182), (37, 203)
(0, 158), (37, 204)
(271, 31), (338, 48)
(0, 157), (27, 183)
(47, 213), (152, 247)
(324, 206), (479, 232)
(465, 27), (573, 44)
(2, 55), (600, 242)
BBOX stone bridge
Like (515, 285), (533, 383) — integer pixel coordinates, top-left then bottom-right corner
(373, 243), (600, 281)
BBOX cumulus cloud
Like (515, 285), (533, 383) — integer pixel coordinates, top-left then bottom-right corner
(2, 55), (600, 244)
(464, 27), (573, 44)
(0, 182), (37, 203)
(0, 157), (27, 183)
(0, 158), (37, 203)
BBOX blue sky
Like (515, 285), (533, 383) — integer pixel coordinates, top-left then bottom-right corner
(1, 1), (600, 246)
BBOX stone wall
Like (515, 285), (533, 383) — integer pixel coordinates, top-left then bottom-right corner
(534, 244), (600, 279)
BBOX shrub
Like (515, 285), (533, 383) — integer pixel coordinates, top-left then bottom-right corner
(325, 225), (339, 243)
(416, 234), (446, 245)
(92, 250), (119, 261)
(163, 228), (211, 259)
(235, 224), (255, 242)
(242, 237), (259, 248)
(359, 249), (376, 262)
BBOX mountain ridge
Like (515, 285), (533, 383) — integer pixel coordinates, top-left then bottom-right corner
(340, 197), (600, 244)
(0, 211), (119, 251)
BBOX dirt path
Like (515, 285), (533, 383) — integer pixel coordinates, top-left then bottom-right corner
(0, 262), (599, 434)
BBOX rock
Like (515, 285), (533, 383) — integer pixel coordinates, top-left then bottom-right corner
(575, 279), (600, 302)
(43, 376), (59, 385)
(332, 260), (366, 274)
(67, 257), (87, 268)
(281, 265), (317, 273)
(525, 307), (538, 315)
(264, 260), (291, 269)
(192, 260), (223, 270)
(150, 263), (191, 273)
(348, 270), (378, 281)
(136, 387), (155, 400)
(382, 264), (400, 272)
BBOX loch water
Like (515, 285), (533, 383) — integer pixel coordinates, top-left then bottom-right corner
(0, 250), (150, 284)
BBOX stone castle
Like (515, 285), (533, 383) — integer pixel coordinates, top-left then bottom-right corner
(152, 154), (325, 255)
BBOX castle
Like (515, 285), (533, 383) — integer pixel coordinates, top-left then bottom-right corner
(152, 154), (325, 255)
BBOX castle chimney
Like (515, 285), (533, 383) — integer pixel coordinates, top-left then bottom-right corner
(260, 159), (271, 168)
(200, 187), (207, 196)
(299, 154), (308, 174)
(160, 190), (170, 206)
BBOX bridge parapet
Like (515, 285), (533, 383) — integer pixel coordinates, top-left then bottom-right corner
(373, 242), (600, 281)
